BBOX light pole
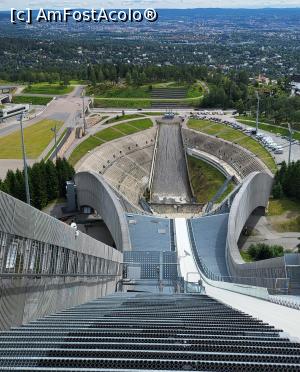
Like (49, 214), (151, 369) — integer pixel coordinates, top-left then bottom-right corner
(288, 123), (294, 165)
(19, 112), (30, 205)
(82, 88), (86, 136)
(51, 125), (58, 161)
(255, 91), (260, 134)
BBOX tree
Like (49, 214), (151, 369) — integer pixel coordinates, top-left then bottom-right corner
(56, 158), (75, 197)
(30, 162), (48, 209)
(3, 170), (17, 196)
(14, 169), (26, 202)
(272, 182), (283, 199)
(45, 160), (59, 201)
(248, 243), (284, 261)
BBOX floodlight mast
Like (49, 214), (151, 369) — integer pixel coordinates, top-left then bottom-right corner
(288, 123), (294, 165)
(82, 87), (86, 135)
(19, 112), (30, 205)
(255, 91), (260, 133)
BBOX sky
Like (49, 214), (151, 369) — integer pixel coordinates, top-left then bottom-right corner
(1, 0), (300, 10)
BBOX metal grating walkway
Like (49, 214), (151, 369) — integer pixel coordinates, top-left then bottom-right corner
(0, 292), (299, 371)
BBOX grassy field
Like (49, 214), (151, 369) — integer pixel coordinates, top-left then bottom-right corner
(0, 119), (63, 159)
(24, 83), (73, 95)
(188, 119), (277, 173)
(69, 119), (153, 166)
(89, 81), (203, 108)
(186, 82), (203, 98)
(267, 197), (300, 233)
(12, 95), (52, 105)
(187, 156), (234, 204)
(268, 198), (300, 216)
(273, 216), (300, 233)
(88, 85), (150, 98)
(94, 98), (152, 108)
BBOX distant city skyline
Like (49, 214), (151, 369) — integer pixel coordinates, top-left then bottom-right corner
(1, 0), (300, 11)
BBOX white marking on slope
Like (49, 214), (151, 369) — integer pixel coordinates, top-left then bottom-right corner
(175, 218), (200, 283)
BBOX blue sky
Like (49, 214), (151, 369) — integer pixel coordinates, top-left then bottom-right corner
(1, 0), (300, 10)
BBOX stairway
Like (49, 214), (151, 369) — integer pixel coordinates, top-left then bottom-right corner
(0, 293), (299, 371)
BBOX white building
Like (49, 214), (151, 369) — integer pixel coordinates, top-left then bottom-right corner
(291, 75), (300, 96)
(0, 104), (29, 122)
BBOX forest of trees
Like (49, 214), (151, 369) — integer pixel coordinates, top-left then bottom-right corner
(0, 63), (209, 87)
(1, 55), (299, 125)
(0, 158), (75, 210)
(272, 161), (300, 201)
(201, 71), (300, 125)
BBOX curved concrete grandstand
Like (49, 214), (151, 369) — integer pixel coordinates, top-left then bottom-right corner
(182, 127), (271, 179)
(78, 127), (156, 210)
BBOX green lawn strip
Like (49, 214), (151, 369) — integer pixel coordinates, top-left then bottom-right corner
(0, 119), (63, 159)
(142, 112), (163, 116)
(45, 128), (68, 160)
(216, 182), (235, 203)
(239, 115), (279, 125)
(106, 114), (144, 124)
(126, 118), (153, 130)
(12, 95), (52, 105)
(188, 119), (276, 173)
(187, 156), (233, 204)
(94, 128), (124, 142)
(268, 198), (300, 216)
(240, 250), (254, 262)
(24, 83), (73, 95)
(69, 119), (153, 166)
(68, 136), (105, 166)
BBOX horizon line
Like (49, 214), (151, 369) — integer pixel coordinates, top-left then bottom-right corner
(1, 6), (300, 11)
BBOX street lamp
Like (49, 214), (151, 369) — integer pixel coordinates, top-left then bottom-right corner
(255, 91), (260, 134)
(51, 125), (58, 161)
(19, 112), (30, 205)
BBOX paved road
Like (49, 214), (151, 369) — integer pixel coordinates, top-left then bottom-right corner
(231, 117), (300, 163)
(151, 122), (192, 204)
(0, 159), (35, 179)
(0, 86), (86, 178)
(0, 85), (86, 137)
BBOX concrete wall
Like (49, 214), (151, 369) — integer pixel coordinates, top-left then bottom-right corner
(74, 171), (131, 252)
(226, 172), (288, 288)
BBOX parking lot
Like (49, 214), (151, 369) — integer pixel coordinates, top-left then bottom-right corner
(190, 112), (300, 164)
